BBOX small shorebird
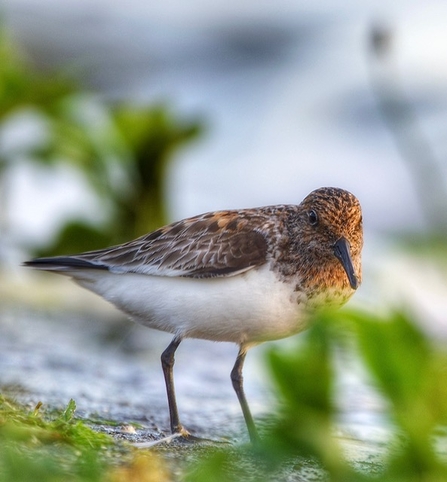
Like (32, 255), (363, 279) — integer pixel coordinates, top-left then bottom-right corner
(25, 187), (363, 443)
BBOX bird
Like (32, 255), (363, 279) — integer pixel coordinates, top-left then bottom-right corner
(24, 186), (363, 444)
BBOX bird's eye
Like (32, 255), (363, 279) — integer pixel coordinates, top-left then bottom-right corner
(308, 210), (318, 226)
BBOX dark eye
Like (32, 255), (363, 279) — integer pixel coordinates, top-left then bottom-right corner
(308, 210), (318, 226)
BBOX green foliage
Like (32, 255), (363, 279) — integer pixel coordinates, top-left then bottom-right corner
(0, 26), (202, 257)
(0, 396), (114, 482)
(348, 310), (447, 480)
(266, 320), (345, 473)
(110, 105), (201, 238)
(396, 232), (447, 262)
(187, 309), (447, 481)
(0, 28), (75, 125)
(37, 220), (114, 256)
(0, 396), (173, 482)
(3, 311), (447, 482)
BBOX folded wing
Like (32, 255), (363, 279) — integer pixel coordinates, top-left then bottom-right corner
(25, 210), (269, 279)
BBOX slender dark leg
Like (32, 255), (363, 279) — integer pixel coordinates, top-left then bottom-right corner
(231, 346), (259, 444)
(161, 336), (189, 436)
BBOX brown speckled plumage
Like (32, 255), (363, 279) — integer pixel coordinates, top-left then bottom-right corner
(28, 187), (361, 283)
(27, 187), (362, 305)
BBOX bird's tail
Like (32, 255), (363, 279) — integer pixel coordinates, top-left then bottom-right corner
(23, 257), (108, 272)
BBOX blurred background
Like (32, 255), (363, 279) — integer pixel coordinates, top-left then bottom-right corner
(1, 0), (447, 449)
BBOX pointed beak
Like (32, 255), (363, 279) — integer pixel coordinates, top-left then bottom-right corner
(333, 237), (359, 290)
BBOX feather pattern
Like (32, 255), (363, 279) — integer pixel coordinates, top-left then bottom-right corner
(27, 209), (281, 278)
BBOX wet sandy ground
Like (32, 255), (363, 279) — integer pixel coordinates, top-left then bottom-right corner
(0, 305), (255, 439)
(0, 297), (390, 479)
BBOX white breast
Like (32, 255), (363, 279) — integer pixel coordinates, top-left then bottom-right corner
(71, 264), (309, 345)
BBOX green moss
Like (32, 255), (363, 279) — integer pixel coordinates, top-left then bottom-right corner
(0, 397), (116, 482)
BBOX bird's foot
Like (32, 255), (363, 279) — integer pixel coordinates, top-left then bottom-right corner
(172, 426), (230, 445)
(132, 426), (230, 448)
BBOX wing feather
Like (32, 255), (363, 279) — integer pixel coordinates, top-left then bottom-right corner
(26, 210), (272, 278)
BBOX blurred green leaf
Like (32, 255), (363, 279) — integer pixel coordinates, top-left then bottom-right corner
(59, 399), (76, 423)
(110, 104), (202, 238)
(36, 221), (114, 257)
(0, 26), (203, 257)
(0, 30), (75, 121)
(187, 309), (447, 481)
(267, 320), (334, 455)
(261, 313), (366, 481)
(346, 310), (447, 480)
(350, 311), (430, 409)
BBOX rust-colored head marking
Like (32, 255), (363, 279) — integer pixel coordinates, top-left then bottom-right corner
(297, 187), (363, 291)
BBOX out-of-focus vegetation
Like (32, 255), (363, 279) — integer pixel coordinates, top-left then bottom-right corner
(0, 397), (107, 482)
(0, 396), (169, 482)
(5, 309), (447, 481)
(187, 309), (447, 481)
(0, 26), (202, 257)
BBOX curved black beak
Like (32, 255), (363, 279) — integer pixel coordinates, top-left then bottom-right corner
(333, 237), (358, 290)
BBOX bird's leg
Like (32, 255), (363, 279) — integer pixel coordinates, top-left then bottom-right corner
(161, 336), (189, 436)
(231, 346), (259, 444)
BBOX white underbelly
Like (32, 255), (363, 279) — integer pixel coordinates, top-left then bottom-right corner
(72, 264), (308, 345)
